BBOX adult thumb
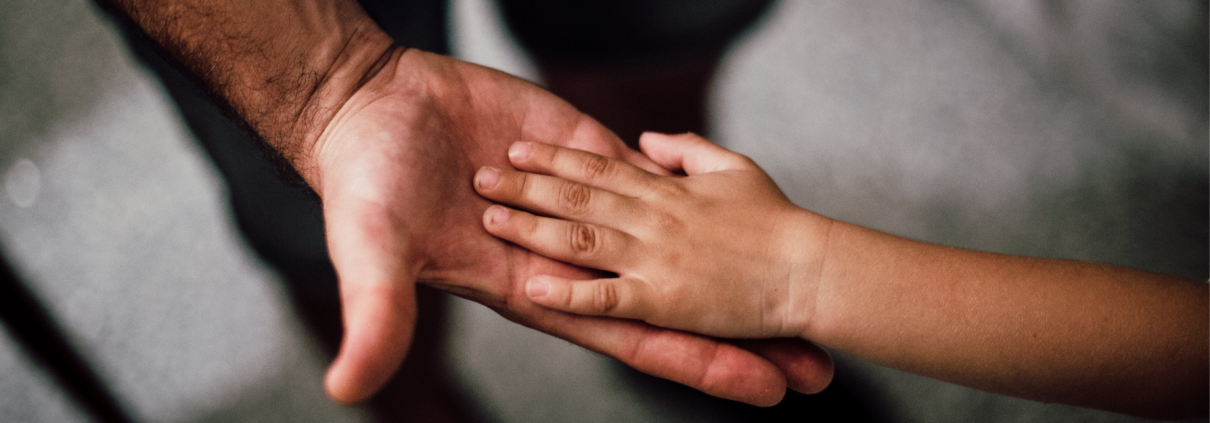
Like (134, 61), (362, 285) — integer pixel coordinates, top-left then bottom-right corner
(320, 198), (422, 404)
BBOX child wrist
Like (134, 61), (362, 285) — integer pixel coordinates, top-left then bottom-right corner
(775, 208), (834, 338)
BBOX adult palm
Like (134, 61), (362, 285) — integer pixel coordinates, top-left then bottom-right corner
(307, 48), (833, 406)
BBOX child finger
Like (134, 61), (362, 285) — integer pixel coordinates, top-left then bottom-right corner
(525, 275), (654, 321)
(508, 141), (662, 197)
(482, 205), (636, 271)
(475, 166), (642, 228)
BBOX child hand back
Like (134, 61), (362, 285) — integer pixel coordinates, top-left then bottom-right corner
(473, 132), (1209, 419)
(473, 132), (832, 339)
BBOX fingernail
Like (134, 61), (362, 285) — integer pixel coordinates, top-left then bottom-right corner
(476, 166), (500, 190)
(487, 205), (509, 225)
(527, 279), (549, 298)
(509, 141), (533, 161)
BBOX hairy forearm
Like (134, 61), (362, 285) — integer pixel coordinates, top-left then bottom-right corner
(804, 221), (1208, 418)
(101, 0), (395, 177)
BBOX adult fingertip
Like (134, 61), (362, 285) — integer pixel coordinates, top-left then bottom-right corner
(788, 356), (834, 395)
(322, 332), (408, 406)
(780, 341), (834, 395)
(753, 387), (788, 408)
(323, 370), (356, 405)
(740, 338), (835, 396)
(321, 325), (402, 405)
(323, 357), (371, 405)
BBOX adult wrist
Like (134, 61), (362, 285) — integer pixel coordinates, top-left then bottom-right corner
(103, 0), (398, 187)
(275, 16), (398, 186)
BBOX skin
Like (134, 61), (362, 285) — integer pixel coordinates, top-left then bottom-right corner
(101, 0), (835, 407)
(476, 132), (1210, 420)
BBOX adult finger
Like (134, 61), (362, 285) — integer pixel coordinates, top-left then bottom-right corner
(738, 338), (834, 394)
(638, 132), (758, 176)
(508, 141), (662, 197)
(501, 300), (789, 407)
(559, 115), (674, 177)
(321, 197), (423, 404)
(522, 274), (835, 395)
(482, 205), (635, 271)
(475, 166), (642, 228)
(525, 275), (655, 320)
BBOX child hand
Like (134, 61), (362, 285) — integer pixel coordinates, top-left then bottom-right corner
(473, 133), (833, 339)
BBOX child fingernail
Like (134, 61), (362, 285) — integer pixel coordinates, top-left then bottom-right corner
(527, 279), (549, 298)
(509, 142), (533, 161)
(476, 166), (500, 189)
(487, 205), (509, 225)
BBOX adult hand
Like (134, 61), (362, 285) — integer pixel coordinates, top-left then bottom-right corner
(102, 0), (832, 407)
(308, 48), (834, 405)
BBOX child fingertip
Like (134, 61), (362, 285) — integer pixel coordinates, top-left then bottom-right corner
(526, 279), (549, 299)
(508, 141), (534, 161)
(475, 166), (500, 190)
(485, 205), (509, 225)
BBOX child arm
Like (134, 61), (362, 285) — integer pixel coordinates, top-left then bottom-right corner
(474, 132), (1208, 419)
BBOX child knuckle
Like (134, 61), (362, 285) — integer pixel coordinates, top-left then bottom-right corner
(580, 154), (614, 180)
(592, 282), (620, 313)
(568, 223), (601, 256)
(558, 181), (593, 215)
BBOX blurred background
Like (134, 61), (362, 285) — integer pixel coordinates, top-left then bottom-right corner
(0, 0), (1205, 422)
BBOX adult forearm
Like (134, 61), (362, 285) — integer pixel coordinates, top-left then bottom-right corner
(805, 221), (1208, 418)
(101, 0), (395, 178)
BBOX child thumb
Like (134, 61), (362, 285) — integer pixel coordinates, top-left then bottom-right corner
(638, 132), (756, 176)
